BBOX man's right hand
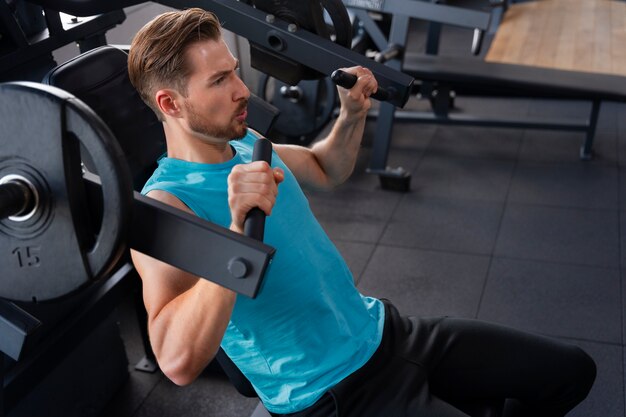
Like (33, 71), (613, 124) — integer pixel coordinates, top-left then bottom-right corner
(227, 160), (284, 233)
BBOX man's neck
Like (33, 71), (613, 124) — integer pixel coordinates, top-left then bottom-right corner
(163, 124), (236, 164)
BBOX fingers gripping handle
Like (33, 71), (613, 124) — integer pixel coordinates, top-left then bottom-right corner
(243, 138), (273, 241)
(331, 69), (393, 102)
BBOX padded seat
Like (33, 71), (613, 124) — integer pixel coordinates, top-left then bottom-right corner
(43, 45), (166, 190)
(403, 52), (626, 101)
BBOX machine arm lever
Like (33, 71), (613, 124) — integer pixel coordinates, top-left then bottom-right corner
(331, 69), (394, 102)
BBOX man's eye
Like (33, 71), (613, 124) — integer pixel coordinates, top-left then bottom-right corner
(214, 76), (225, 86)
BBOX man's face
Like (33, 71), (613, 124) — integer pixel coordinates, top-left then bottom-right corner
(181, 39), (250, 142)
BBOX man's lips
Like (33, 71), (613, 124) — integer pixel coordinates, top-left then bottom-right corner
(235, 108), (247, 121)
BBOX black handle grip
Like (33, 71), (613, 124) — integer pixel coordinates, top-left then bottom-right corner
(243, 138), (273, 241)
(331, 69), (392, 102)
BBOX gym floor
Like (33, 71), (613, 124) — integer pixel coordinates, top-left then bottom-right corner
(69, 3), (626, 417)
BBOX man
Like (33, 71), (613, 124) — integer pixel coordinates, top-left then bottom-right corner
(128, 8), (595, 417)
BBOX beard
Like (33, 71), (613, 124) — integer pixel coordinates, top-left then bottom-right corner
(185, 99), (248, 141)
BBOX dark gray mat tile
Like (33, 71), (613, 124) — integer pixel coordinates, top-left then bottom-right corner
(381, 195), (504, 255)
(567, 341), (623, 417)
(306, 187), (402, 243)
(478, 258), (621, 343)
(585, 129), (620, 165)
(623, 269), (626, 348)
(134, 374), (258, 417)
(358, 246), (490, 318)
(361, 116), (436, 151)
(509, 162), (620, 209)
(519, 129), (618, 166)
(377, 121), (438, 152)
(347, 146), (425, 191)
(411, 155), (515, 202)
(334, 240), (376, 283)
(618, 102), (626, 137)
(495, 204), (620, 268)
(426, 126), (523, 161)
(622, 215), (626, 267)
(99, 370), (165, 417)
(619, 173), (626, 210)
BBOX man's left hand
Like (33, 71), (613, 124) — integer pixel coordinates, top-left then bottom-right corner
(335, 66), (378, 117)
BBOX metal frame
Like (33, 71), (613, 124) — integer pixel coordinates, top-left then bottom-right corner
(1, 262), (135, 416)
(19, 0), (415, 105)
(344, 0), (491, 30)
(81, 172), (276, 299)
(0, 4), (126, 77)
(156, 0), (415, 108)
(347, 1), (609, 185)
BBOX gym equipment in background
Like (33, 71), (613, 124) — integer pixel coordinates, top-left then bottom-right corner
(24, 0), (415, 108)
(343, 0), (626, 191)
(0, 0), (126, 82)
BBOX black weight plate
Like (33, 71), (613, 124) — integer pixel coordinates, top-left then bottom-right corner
(0, 82), (132, 302)
(259, 75), (337, 145)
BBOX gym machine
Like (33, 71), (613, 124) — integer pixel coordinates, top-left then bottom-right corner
(0, 1), (414, 416)
(0, 78), (277, 416)
(0, 0), (126, 81)
(26, 0), (415, 106)
(343, 0), (626, 190)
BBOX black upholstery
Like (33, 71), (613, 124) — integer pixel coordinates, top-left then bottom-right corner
(43, 45), (166, 191)
(403, 52), (626, 102)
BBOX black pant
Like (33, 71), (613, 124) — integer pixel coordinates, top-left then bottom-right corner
(274, 300), (596, 417)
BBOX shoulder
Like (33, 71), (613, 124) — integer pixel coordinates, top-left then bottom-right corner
(145, 189), (194, 214)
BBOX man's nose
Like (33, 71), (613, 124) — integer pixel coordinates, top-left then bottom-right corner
(234, 75), (250, 101)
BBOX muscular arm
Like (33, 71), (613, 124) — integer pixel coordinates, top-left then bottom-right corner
(273, 66), (377, 190)
(131, 190), (236, 386)
(131, 161), (282, 386)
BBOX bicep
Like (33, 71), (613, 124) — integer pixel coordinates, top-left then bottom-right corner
(131, 249), (200, 321)
(273, 143), (332, 190)
(246, 129), (329, 189)
(132, 189), (200, 319)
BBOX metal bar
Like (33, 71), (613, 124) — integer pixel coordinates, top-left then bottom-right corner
(344, 0), (492, 30)
(368, 14), (409, 172)
(81, 174), (274, 298)
(369, 103), (397, 171)
(42, 9), (64, 36)
(370, 109), (591, 131)
(0, 301), (41, 361)
(128, 190), (275, 299)
(132, 280), (157, 373)
(351, 9), (389, 51)
(158, 0), (414, 107)
(580, 100), (601, 160)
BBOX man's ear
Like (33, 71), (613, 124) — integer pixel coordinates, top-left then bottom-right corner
(155, 89), (183, 118)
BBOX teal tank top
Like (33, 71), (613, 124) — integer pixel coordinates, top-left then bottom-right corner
(142, 130), (384, 414)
